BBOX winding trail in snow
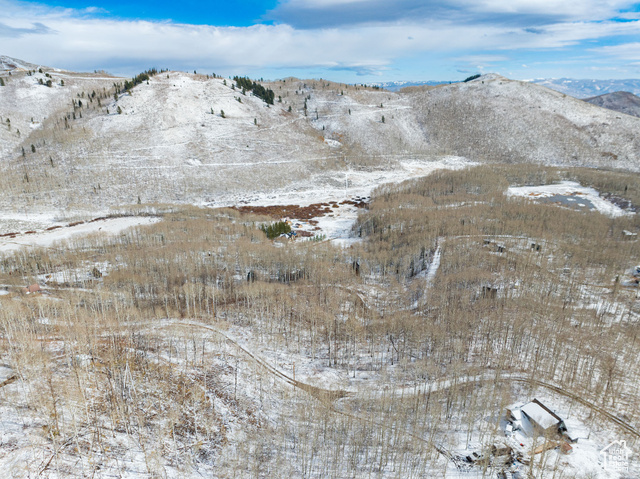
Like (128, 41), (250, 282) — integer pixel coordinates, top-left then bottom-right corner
(162, 319), (639, 471)
(156, 319), (640, 440)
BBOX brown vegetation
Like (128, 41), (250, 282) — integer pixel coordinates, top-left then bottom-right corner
(0, 165), (639, 476)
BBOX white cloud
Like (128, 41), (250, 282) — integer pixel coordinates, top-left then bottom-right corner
(462, 0), (636, 18)
(595, 42), (640, 61)
(1, 0), (639, 79)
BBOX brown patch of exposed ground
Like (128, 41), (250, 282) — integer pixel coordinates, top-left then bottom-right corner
(231, 198), (368, 220)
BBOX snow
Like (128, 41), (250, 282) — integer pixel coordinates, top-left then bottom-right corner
(506, 181), (632, 218)
(0, 216), (159, 253)
(216, 156), (476, 209)
(521, 400), (560, 430)
(425, 243), (441, 285)
(500, 392), (637, 479)
(216, 156), (477, 245)
(324, 138), (342, 147)
(0, 366), (14, 384)
(1, 66), (639, 478)
(0, 55), (40, 72)
(530, 77), (640, 98)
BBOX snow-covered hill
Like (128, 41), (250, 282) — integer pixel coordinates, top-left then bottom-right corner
(0, 55), (43, 72)
(584, 91), (640, 118)
(409, 74), (640, 169)
(1, 60), (639, 217)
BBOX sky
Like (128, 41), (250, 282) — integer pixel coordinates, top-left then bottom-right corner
(2, 0), (640, 82)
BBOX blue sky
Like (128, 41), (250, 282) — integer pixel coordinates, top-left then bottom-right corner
(2, 0), (640, 82)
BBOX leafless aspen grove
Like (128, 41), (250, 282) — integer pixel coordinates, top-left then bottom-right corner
(1, 63), (640, 477)
(0, 163), (639, 478)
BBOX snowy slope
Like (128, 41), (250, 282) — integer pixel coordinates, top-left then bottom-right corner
(0, 55), (42, 72)
(1, 61), (640, 217)
(0, 66), (120, 159)
(410, 74), (640, 169)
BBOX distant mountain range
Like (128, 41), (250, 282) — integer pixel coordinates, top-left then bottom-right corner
(373, 77), (640, 98)
(371, 80), (453, 91)
(530, 78), (640, 99)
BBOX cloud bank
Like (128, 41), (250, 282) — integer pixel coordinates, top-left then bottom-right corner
(1, 0), (639, 80)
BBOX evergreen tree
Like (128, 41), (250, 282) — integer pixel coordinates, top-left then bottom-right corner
(232, 76), (275, 105)
(261, 221), (291, 239)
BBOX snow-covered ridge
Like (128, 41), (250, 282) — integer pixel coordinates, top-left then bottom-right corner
(0, 55), (43, 72)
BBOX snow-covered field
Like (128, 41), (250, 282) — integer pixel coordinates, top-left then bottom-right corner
(0, 216), (159, 253)
(215, 156), (475, 209)
(507, 181), (633, 218)
(222, 156), (476, 245)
